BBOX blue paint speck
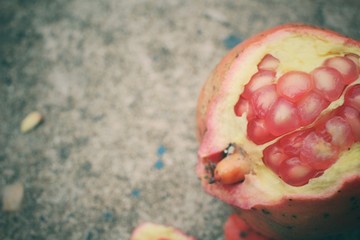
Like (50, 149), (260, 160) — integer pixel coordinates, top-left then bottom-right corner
(154, 159), (164, 169)
(157, 145), (166, 157)
(103, 211), (114, 222)
(223, 34), (242, 49)
(131, 189), (141, 198)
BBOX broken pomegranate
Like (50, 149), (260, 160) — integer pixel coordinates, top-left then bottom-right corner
(130, 222), (196, 240)
(197, 24), (360, 239)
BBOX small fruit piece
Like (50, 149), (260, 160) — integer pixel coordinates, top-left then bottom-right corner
(130, 222), (195, 240)
(20, 111), (43, 133)
(2, 182), (24, 212)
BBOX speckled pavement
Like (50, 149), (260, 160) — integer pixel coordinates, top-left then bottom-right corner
(1, 0), (360, 239)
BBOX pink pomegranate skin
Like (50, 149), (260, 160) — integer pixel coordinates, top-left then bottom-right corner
(196, 24), (360, 240)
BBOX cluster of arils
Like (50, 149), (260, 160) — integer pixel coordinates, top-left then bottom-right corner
(234, 53), (360, 186)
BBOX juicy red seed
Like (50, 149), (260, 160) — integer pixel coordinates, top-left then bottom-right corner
(345, 53), (360, 66)
(279, 130), (310, 156)
(324, 56), (359, 84)
(257, 54), (280, 71)
(344, 84), (360, 111)
(311, 67), (345, 101)
(263, 143), (288, 172)
(250, 84), (278, 118)
(300, 132), (339, 170)
(338, 106), (360, 141)
(247, 118), (275, 144)
(325, 116), (355, 149)
(278, 157), (320, 187)
(265, 98), (300, 136)
(277, 71), (312, 102)
(234, 96), (253, 118)
(242, 70), (276, 99)
(296, 91), (329, 125)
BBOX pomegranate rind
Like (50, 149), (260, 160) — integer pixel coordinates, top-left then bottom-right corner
(130, 222), (196, 240)
(196, 24), (360, 239)
(224, 214), (269, 240)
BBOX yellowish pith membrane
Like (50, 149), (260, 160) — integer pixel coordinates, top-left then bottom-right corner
(199, 31), (360, 205)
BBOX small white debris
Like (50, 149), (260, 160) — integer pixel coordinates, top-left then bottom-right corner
(20, 111), (43, 133)
(2, 182), (24, 212)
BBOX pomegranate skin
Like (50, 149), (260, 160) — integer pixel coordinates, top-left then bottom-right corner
(196, 24), (360, 240)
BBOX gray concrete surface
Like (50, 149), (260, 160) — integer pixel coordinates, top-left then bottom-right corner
(1, 0), (360, 239)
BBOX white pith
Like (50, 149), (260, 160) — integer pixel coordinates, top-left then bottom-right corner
(198, 30), (360, 208)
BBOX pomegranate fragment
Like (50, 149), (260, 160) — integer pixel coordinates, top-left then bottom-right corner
(257, 54), (280, 71)
(265, 98), (300, 136)
(277, 71), (312, 102)
(311, 67), (345, 101)
(324, 56), (359, 84)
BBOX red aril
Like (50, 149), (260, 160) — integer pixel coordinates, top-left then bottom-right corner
(265, 98), (300, 136)
(345, 53), (360, 66)
(242, 70), (276, 99)
(257, 54), (280, 71)
(323, 56), (359, 84)
(278, 157), (319, 187)
(338, 106), (360, 141)
(278, 130), (309, 156)
(325, 116), (355, 149)
(296, 91), (329, 125)
(344, 84), (360, 111)
(277, 71), (312, 102)
(263, 143), (288, 172)
(311, 67), (345, 101)
(247, 118), (274, 144)
(234, 96), (255, 119)
(250, 84), (278, 118)
(300, 132), (339, 170)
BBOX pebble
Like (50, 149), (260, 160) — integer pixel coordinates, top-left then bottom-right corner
(2, 182), (24, 212)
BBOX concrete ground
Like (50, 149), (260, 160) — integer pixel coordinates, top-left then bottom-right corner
(1, 0), (360, 239)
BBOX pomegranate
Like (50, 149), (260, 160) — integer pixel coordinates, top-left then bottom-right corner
(196, 24), (360, 239)
(130, 222), (196, 240)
